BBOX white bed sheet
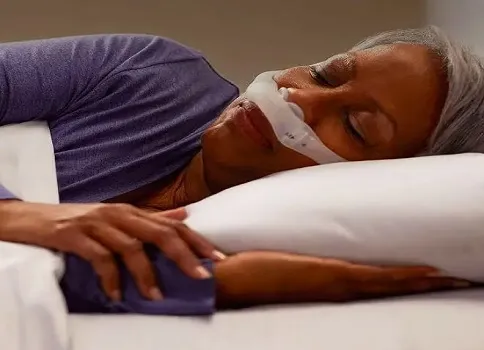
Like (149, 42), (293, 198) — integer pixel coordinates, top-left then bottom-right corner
(4, 121), (483, 350)
(70, 289), (484, 350)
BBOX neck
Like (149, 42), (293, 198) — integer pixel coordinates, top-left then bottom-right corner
(138, 152), (211, 211)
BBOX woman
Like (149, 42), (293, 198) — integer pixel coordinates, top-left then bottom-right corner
(0, 26), (482, 315)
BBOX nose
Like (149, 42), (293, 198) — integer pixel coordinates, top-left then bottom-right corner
(279, 87), (305, 120)
(282, 86), (335, 126)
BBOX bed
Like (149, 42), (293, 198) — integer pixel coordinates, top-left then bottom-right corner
(70, 289), (484, 350)
(4, 123), (484, 350)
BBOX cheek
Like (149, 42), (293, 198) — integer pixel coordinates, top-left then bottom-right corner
(312, 114), (369, 161)
(276, 148), (319, 170)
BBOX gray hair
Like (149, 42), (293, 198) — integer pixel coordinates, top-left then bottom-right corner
(350, 26), (484, 155)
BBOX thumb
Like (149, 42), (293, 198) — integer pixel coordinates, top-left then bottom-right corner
(155, 207), (188, 221)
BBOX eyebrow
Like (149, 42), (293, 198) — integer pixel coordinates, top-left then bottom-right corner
(348, 51), (397, 128)
(318, 53), (357, 86)
(339, 53), (357, 79)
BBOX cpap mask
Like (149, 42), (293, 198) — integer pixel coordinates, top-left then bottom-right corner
(244, 71), (345, 164)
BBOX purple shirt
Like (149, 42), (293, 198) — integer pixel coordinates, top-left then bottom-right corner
(0, 35), (239, 315)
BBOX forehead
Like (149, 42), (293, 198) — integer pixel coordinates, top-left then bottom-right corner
(352, 43), (442, 83)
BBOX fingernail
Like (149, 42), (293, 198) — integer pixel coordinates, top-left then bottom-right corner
(150, 287), (163, 300)
(197, 266), (212, 279)
(112, 290), (121, 301)
(212, 250), (227, 261)
(453, 281), (472, 288)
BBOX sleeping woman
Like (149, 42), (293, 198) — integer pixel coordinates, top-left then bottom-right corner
(0, 26), (482, 315)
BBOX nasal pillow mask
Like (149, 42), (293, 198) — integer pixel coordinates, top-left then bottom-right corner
(245, 71), (346, 164)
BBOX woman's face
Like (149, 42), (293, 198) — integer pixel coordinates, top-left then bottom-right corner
(201, 43), (447, 191)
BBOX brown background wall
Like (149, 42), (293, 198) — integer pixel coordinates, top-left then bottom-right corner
(0, 0), (424, 88)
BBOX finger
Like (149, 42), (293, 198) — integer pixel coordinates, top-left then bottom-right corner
(351, 265), (437, 284)
(153, 225), (212, 279)
(348, 264), (434, 298)
(112, 210), (211, 280)
(405, 277), (472, 294)
(380, 266), (439, 281)
(363, 276), (472, 298)
(149, 214), (226, 261)
(71, 235), (121, 301)
(154, 207), (188, 221)
(352, 264), (472, 298)
(139, 207), (226, 261)
(89, 225), (162, 301)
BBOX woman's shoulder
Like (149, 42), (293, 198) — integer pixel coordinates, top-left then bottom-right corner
(0, 34), (205, 72)
(73, 34), (204, 63)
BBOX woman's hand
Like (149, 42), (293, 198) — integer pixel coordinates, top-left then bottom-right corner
(214, 251), (471, 308)
(0, 200), (224, 301)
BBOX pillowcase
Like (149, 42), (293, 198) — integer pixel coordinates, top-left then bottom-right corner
(0, 122), (68, 350)
(0, 121), (59, 203)
(185, 153), (484, 282)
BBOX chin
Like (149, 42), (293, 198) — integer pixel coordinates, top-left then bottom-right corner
(200, 139), (265, 193)
(200, 107), (315, 191)
(203, 163), (266, 194)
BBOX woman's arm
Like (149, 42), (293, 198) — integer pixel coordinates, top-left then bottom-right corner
(0, 34), (182, 198)
(0, 35), (165, 124)
(0, 201), (222, 304)
(214, 251), (470, 309)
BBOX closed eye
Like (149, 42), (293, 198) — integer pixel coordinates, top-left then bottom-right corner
(343, 112), (366, 144)
(309, 66), (333, 87)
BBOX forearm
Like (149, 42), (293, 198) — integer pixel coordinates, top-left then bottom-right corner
(214, 251), (355, 309)
(213, 251), (469, 310)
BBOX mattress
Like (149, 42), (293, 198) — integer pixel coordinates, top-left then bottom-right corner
(70, 289), (484, 350)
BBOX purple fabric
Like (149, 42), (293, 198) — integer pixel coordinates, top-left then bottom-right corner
(61, 246), (215, 315)
(0, 34), (239, 315)
(0, 34), (238, 202)
(0, 186), (15, 199)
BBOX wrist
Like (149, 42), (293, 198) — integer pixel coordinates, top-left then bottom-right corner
(0, 200), (49, 244)
(0, 199), (24, 219)
(0, 199), (23, 240)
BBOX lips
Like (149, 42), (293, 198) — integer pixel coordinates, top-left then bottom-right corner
(234, 100), (274, 149)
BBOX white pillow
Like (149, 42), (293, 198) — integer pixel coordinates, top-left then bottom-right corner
(0, 121), (59, 203)
(185, 153), (484, 282)
(0, 122), (68, 350)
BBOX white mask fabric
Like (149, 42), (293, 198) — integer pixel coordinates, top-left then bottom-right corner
(245, 71), (345, 164)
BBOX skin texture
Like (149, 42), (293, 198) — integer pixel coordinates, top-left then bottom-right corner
(0, 42), (463, 308)
(201, 44), (447, 191)
(214, 252), (471, 309)
(138, 43), (447, 208)
(132, 42), (462, 308)
(0, 201), (225, 301)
